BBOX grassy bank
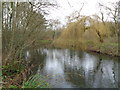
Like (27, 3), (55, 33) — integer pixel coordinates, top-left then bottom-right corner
(85, 36), (119, 57)
(2, 58), (51, 88)
(6, 73), (51, 88)
(86, 42), (119, 57)
(54, 42), (119, 57)
(53, 36), (119, 57)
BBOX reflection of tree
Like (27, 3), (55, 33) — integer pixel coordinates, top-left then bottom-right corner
(26, 48), (45, 74)
(66, 72), (85, 88)
(63, 50), (85, 88)
(92, 56), (118, 88)
(39, 49), (119, 88)
(92, 58), (103, 87)
(78, 51), (85, 60)
(118, 60), (120, 87)
(112, 60), (119, 87)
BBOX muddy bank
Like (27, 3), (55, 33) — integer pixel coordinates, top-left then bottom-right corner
(52, 44), (120, 57)
(87, 49), (120, 57)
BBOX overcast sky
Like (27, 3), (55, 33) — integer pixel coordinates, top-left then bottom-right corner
(45, 0), (118, 26)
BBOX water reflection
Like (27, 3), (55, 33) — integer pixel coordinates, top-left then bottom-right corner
(26, 48), (119, 88)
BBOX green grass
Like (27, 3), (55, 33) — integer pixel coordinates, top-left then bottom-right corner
(39, 40), (52, 44)
(23, 74), (51, 88)
(100, 43), (118, 55)
(9, 85), (18, 88)
(86, 40), (119, 56)
(35, 40), (52, 47)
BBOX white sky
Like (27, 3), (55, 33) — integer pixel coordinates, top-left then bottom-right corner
(45, 0), (118, 26)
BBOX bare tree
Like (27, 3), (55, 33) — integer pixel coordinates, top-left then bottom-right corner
(48, 19), (61, 40)
(2, 1), (57, 65)
(98, 2), (119, 36)
(66, 2), (85, 23)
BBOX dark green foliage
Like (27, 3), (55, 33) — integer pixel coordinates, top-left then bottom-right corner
(2, 64), (25, 77)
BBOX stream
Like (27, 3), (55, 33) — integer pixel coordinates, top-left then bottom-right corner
(25, 48), (119, 88)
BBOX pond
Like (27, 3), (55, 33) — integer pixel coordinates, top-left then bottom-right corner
(25, 48), (119, 88)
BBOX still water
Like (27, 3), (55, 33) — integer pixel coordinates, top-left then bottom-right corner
(26, 48), (119, 88)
